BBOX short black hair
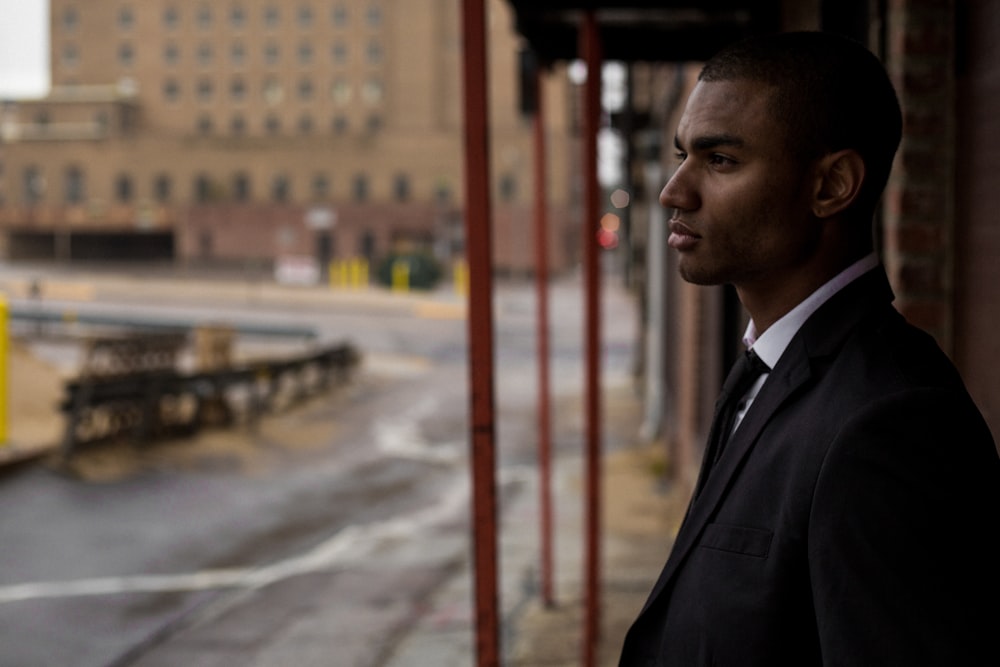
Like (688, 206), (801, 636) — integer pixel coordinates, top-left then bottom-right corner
(700, 31), (902, 218)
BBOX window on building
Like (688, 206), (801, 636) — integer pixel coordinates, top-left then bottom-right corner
(62, 7), (79, 32)
(264, 6), (280, 28)
(393, 173), (410, 202)
(197, 5), (212, 29)
(332, 115), (348, 135)
(298, 78), (313, 100)
(233, 172), (251, 201)
(362, 79), (383, 105)
(62, 44), (79, 68)
(298, 5), (313, 27)
(311, 173), (330, 200)
(331, 79), (351, 105)
(265, 114), (281, 135)
(23, 167), (43, 204)
(154, 174), (172, 202)
(366, 114), (382, 133)
(164, 43), (179, 65)
(265, 43), (280, 65)
(271, 174), (290, 202)
(163, 7), (179, 30)
(197, 114), (213, 135)
(35, 111), (50, 129)
(366, 5), (382, 27)
(230, 77), (246, 100)
(197, 43), (213, 66)
(352, 174), (369, 202)
(298, 114), (314, 134)
(95, 111), (109, 134)
(298, 42), (313, 64)
(163, 79), (180, 101)
(499, 173), (517, 202)
(65, 166), (86, 204)
(332, 5), (348, 26)
(119, 43), (135, 67)
(116, 174), (133, 202)
(230, 114), (246, 135)
(359, 230), (376, 259)
(435, 181), (453, 205)
(263, 79), (283, 105)
(332, 42), (348, 65)
(231, 42), (246, 65)
(118, 7), (135, 31)
(197, 78), (213, 102)
(366, 40), (382, 64)
(195, 174), (212, 202)
(230, 6), (246, 29)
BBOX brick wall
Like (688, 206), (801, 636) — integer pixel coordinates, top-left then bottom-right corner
(883, 0), (956, 352)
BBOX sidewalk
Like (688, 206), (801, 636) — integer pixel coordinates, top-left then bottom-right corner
(384, 383), (690, 666)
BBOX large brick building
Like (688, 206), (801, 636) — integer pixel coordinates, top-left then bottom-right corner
(0, 0), (579, 275)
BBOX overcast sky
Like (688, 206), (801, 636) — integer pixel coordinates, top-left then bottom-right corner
(0, 0), (50, 99)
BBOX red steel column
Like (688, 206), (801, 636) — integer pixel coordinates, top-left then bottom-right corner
(460, 1), (500, 665)
(532, 62), (555, 608)
(580, 11), (603, 667)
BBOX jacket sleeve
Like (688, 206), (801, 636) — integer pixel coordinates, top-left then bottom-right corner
(807, 386), (1000, 666)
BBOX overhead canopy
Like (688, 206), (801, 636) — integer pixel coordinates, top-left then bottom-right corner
(505, 0), (783, 63)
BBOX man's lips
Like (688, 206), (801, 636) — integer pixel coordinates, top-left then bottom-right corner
(668, 220), (701, 250)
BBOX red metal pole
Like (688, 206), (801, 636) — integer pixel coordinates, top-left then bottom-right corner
(580, 10), (604, 667)
(532, 62), (555, 608)
(460, 1), (500, 666)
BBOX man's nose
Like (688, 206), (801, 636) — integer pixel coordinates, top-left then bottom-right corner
(659, 168), (697, 211)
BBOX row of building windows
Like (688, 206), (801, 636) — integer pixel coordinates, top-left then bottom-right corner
(23, 107), (382, 138)
(61, 3), (383, 33)
(8, 168), (524, 209)
(158, 77), (383, 105)
(195, 112), (383, 136)
(14, 168), (454, 206)
(60, 38), (383, 70)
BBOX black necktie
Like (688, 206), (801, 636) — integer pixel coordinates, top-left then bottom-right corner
(694, 349), (770, 498)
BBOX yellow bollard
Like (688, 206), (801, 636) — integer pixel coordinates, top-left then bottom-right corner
(391, 259), (410, 293)
(329, 260), (350, 289)
(0, 295), (7, 446)
(350, 258), (369, 289)
(454, 259), (469, 297)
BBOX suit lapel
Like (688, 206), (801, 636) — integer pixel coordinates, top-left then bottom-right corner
(635, 267), (896, 616)
(638, 345), (814, 611)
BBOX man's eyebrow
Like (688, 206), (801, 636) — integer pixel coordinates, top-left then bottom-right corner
(674, 133), (745, 151)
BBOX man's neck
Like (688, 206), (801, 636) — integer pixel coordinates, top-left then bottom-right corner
(739, 244), (873, 336)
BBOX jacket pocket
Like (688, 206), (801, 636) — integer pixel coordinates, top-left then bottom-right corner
(699, 523), (772, 558)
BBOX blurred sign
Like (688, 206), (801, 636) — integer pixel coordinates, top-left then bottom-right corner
(275, 255), (320, 286)
(305, 207), (336, 230)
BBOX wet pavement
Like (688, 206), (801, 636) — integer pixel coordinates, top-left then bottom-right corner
(0, 266), (687, 666)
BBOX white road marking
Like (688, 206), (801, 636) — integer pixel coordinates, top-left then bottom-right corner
(0, 473), (473, 605)
(374, 395), (462, 464)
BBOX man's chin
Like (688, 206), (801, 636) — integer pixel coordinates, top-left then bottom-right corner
(677, 265), (721, 286)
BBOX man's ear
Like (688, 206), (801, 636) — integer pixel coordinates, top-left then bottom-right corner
(812, 149), (865, 219)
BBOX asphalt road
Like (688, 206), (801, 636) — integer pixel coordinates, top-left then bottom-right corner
(0, 266), (638, 666)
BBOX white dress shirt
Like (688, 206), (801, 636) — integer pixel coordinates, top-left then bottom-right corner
(730, 252), (881, 434)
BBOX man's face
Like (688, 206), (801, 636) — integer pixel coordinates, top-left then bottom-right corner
(662, 79), (821, 292)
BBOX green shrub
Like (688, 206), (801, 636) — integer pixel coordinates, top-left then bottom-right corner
(374, 251), (443, 290)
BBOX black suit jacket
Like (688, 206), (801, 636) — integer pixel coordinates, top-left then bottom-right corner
(620, 267), (1000, 666)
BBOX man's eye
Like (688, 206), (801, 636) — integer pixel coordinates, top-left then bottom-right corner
(709, 154), (735, 166)
(673, 151), (687, 162)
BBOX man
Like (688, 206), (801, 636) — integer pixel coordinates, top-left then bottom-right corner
(619, 32), (1000, 666)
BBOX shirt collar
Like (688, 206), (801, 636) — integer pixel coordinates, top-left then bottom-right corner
(743, 252), (880, 369)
